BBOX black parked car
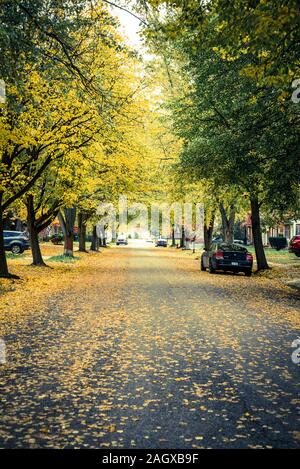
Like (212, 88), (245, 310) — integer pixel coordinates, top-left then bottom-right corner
(3, 230), (31, 254)
(156, 238), (168, 247)
(201, 242), (253, 276)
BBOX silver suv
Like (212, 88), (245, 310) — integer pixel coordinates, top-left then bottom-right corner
(3, 231), (31, 254)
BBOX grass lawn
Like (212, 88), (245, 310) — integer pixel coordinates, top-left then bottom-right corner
(247, 246), (300, 266)
(0, 243), (99, 330)
(47, 254), (81, 263)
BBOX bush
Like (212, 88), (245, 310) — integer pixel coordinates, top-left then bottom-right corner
(49, 233), (64, 245)
(269, 236), (287, 251)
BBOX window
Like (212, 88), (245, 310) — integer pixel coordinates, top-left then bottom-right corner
(220, 243), (247, 252)
(284, 224), (291, 239)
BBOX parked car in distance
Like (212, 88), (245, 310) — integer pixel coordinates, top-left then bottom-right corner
(234, 238), (247, 246)
(201, 242), (253, 276)
(156, 238), (168, 247)
(116, 234), (128, 246)
(3, 230), (31, 254)
(212, 236), (223, 243)
(289, 235), (300, 257)
(146, 237), (154, 244)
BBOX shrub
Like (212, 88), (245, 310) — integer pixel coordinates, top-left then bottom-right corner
(268, 237), (287, 251)
(49, 233), (64, 245)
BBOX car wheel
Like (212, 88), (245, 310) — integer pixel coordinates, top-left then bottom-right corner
(296, 252), (300, 257)
(208, 260), (215, 274)
(11, 244), (23, 254)
(201, 258), (206, 271)
(245, 270), (252, 277)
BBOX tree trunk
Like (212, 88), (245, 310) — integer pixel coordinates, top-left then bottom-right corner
(26, 195), (46, 267)
(3, 211), (13, 230)
(204, 212), (215, 250)
(219, 202), (235, 244)
(64, 234), (74, 256)
(30, 225), (46, 266)
(78, 212), (87, 252)
(90, 225), (99, 252)
(171, 225), (176, 247)
(102, 225), (107, 247)
(58, 208), (76, 257)
(0, 192), (10, 278)
(180, 225), (185, 248)
(250, 196), (269, 270)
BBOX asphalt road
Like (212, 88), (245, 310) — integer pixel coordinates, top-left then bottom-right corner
(0, 247), (300, 448)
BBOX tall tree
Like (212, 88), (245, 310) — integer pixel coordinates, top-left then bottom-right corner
(139, 1), (300, 269)
(0, 1), (151, 276)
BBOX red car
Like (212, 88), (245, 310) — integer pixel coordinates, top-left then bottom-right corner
(289, 236), (300, 257)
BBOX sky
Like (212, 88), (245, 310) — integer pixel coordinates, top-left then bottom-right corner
(109, 3), (143, 49)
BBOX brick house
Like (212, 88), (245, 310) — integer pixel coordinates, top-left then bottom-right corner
(244, 214), (300, 246)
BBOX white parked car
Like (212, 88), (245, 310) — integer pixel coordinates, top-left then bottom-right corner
(116, 234), (128, 246)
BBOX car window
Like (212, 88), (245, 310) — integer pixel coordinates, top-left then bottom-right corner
(5, 231), (23, 238)
(4, 231), (16, 237)
(220, 243), (247, 252)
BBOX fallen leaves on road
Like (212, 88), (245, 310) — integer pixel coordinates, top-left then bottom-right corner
(0, 247), (299, 449)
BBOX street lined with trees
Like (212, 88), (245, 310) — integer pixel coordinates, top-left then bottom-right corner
(0, 0), (300, 451)
(1, 1), (299, 276)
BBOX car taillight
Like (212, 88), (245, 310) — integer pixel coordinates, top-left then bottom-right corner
(215, 250), (224, 259)
(246, 253), (253, 261)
